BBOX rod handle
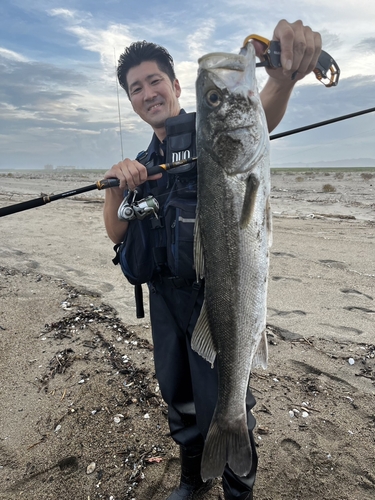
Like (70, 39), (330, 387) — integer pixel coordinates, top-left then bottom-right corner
(96, 178), (120, 189)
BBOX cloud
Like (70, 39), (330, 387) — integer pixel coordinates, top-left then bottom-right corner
(355, 37), (375, 53)
(0, 47), (29, 62)
(0, 56), (87, 111)
(44, 11), (138, 87)
(186, 20), (217, 61)
(49, 8), (77, 19)
(319, 30), (341, 52)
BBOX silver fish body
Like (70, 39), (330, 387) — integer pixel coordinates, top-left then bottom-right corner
(192, 42), (271, 481)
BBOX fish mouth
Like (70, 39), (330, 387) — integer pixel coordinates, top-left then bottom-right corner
(198, 43), (256, 71)
(198, 52), (248, 71)
(197, 46), (256, 97)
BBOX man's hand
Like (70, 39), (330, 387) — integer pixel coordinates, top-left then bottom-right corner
(103, 158), (162, 243)
(253, 19), (322, 83)
(104, 158), (162, 191)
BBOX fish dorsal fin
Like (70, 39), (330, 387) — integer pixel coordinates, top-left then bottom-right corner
(191, 300), (216, 366)
(240, 173), (259, 229)
(251, 328), (268, 370)
(193, 209), (205, 279)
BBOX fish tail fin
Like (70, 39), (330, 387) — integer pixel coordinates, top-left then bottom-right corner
(201, 413), (252, 481)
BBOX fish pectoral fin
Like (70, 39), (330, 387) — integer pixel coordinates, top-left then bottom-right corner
(191, 300), (216, 366)
(193, 212), (205, 279)
(240, 173), (259, 229)
(251, 328), (268, 370)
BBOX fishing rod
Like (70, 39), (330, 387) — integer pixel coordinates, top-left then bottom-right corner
(0, 157), (197, 218)
(1, 106), (374, 218)
(270, 106), (375, 141)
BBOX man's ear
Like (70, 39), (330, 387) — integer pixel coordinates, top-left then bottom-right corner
(174, 79), (181, 98)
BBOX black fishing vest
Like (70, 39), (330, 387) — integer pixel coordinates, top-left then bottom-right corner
(113, 111), (198, 286)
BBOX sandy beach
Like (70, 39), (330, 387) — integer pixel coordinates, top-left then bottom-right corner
(0, 168), (374, 500)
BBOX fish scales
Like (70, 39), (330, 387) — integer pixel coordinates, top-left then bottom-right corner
(192, 43), (271, 481)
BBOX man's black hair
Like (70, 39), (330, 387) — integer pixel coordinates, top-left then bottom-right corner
(117, 41), (176, 98)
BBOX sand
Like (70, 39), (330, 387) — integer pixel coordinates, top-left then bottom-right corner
(0, 168), (374, 500)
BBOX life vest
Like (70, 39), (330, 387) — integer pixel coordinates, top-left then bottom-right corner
(113, 111), (198, 286)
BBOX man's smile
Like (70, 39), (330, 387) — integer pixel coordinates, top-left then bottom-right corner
(148, 102), (163, 112)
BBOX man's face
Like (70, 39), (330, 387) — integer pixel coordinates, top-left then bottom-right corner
(126, 61), (181, 137)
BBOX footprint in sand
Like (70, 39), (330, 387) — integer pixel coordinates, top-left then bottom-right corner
(280, 438), (301, 452)
(279, 439), (310, 468)
(312, 418), (342, 440)
(291, 360), (356, 389)
(272, 252), (296, 258)
(340, 288), (373, 300)
(344, 306), (375, 314)
(0, 247), (26, 258)
(319, 259), (346, 270)
(319, 323), (363, 335)
(268, 308), (307, 317)
(272, 276), (302, 283)
(26, 260), (40, 269)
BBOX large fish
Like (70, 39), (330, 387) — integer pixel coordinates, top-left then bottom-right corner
(192, 41), (271, 481)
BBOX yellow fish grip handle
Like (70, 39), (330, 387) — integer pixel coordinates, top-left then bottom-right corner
(242, 34), (340, 87)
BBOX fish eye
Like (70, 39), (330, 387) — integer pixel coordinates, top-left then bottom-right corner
(206, 89), (222, 107)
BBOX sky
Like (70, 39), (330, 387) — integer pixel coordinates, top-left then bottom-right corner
(0, 0), (374, 170)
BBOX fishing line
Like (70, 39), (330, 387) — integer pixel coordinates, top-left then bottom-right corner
(114, 47), (124, 160)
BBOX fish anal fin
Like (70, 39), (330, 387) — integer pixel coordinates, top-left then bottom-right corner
(252, 328), (268, 370)
(240, 173), (259, 229)
(191, 301), (216, 366)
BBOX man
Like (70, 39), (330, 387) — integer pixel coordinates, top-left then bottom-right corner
(104, 20), (322, 500)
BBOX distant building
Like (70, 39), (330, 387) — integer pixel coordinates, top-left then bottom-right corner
(44, 164), (54, 170)
(56, 165), (76, 170)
